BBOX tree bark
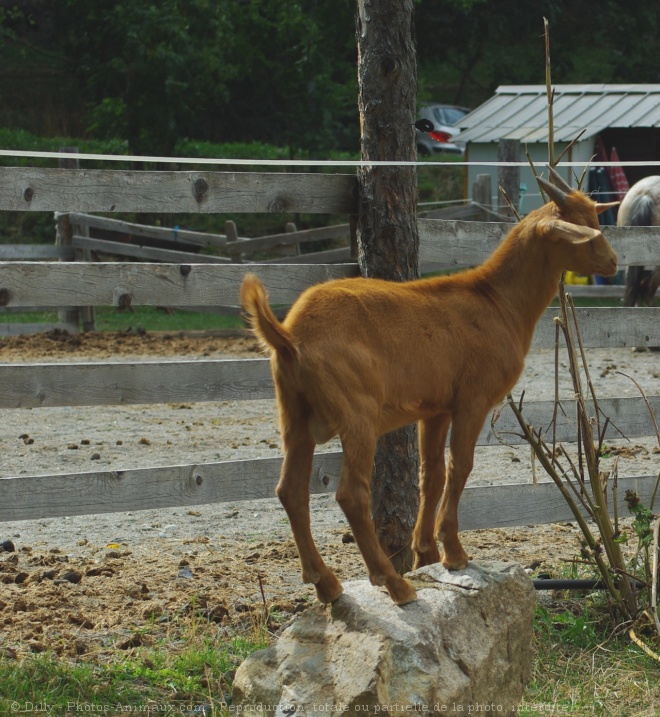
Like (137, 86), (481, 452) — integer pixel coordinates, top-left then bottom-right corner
(355, 0), (420, 573)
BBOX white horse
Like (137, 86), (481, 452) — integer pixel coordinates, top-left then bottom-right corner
(617, 176), (660, 306)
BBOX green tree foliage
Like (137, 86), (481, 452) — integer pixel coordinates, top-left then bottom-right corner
(415, 0), (660, 107)
(54, 0), (243, 155)
(42, 0), (356, 156)
(1, 1), (659, 152)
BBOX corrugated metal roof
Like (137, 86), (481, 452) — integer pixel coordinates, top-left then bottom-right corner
(454, 84), (660, 144)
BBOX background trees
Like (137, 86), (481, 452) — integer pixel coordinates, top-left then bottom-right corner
(1, 0), (659, 154)
(416, 0), (660, 107)
(0, 0), (358, 155)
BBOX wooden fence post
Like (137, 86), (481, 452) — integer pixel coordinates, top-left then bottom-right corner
(55, 148), (83, 332)
(284, 221), (301, 257)
(472, 174), (492, 220)
(54, 212), (80, 332)
(71, 218), (97, 331)
(498, 139), (520, 220)
(225, 220), (243, 263)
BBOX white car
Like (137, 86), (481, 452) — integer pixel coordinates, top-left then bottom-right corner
(416, 104), (470, 155)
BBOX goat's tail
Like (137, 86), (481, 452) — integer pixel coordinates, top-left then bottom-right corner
(240, 273), (297, 359)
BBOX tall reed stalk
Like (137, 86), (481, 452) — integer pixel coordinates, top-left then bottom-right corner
(505, 284), (639, 621)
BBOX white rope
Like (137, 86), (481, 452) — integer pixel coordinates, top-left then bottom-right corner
(3, 148), (660, 168)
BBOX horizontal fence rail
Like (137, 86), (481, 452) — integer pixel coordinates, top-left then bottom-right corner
(63, 212), (229, 250)
(0, 355), (655, 445)
(0, 262), (360, 307)
(70, 236), (234, 265)
(419, 219), (660, 268)
(1, 458), (656, 527)
(0, 168), (359, 214)
(0, 262), (657, 345)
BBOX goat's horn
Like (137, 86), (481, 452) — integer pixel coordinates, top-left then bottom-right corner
(537, 175), (568, 208)
(548, 165), (574, 193)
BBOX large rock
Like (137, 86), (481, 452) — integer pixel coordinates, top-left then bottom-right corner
(232, 561), (535, 715)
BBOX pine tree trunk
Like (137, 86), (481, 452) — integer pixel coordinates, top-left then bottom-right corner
(355, 0), (420, 573)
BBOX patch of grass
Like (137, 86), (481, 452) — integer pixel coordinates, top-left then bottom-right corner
(522, 604), (660, 716)
(0, 654), (147, 711)
(0, 633), (268, 714)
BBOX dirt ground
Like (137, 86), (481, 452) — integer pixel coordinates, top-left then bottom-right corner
(0, 330), (658, 663)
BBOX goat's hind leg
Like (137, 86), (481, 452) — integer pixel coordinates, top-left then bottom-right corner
(412, 414), (450, 569)
(276, 419), (343, 604)
(337, 427), (417, 606)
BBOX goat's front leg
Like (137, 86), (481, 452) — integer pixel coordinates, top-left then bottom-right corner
(337, 429), (417, 606)
(412, 414), (451, 569)
(277, 427), (343, 604)
(435, 410), (487, 570)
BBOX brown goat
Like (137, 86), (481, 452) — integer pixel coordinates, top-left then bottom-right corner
(240, 169), (618, 606)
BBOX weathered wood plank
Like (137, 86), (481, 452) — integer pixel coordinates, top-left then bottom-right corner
(418, 203), (482, 220)
(232, 224), (351, 254)
(0, 262), (359, 307)
(534, 307), (659, 349)
(0, 453), (342, 522)
(418, 219), (660, 266)
(0, 359), (272, 407)
(555, 285), (625, 299)
(459, 474), (659, 531)
(603, 224), (660, 266)
(0, 263), (654, 345)
(419, 219), (511, 266)
(71, 236), (233, 264)
(1, 451), (655, 528)
(262, 247), (353, 264)
(0, 245), (74, 260)
(0, 168), (359, 214)
(0, 358), (656, 444)
(0, 263), (656, 344)
(64, 212), (228, 249)
(486, 395), (660, 447)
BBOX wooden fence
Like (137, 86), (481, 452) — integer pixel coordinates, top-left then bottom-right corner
(1, 209), (357, 334)
(0, 166), (658, 529)
(1, 199), (486, 335)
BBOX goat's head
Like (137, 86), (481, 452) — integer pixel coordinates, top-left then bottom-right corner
(535, 167), (619, 277)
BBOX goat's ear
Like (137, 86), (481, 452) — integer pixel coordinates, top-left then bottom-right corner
(595, 201), (620, 215)
(538, 219), (601, 244)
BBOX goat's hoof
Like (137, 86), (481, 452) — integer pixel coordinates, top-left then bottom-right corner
(439, 537), (470, 570)
(412, 548), (441, 570)
(314, 573), (344, 605)
(387, 577), (417, 606)
(441, 553), (469, 571)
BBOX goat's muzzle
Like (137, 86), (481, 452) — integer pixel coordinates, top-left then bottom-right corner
(600, 253), (618, 277)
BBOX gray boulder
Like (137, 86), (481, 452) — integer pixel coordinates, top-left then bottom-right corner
(232, 561), (535, 715)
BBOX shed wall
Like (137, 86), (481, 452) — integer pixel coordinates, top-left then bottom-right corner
(466, 140), (596, 214)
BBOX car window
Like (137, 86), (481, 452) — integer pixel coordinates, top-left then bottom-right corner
(433, 107), (467, 126)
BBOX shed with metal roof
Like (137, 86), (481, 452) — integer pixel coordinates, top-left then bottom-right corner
(454, 84), (660, 213)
